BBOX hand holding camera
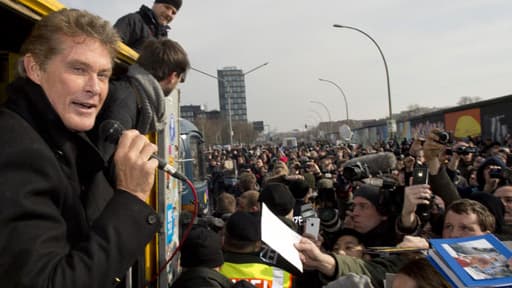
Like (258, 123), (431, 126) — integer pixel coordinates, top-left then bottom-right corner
(422, 129), (450, 175)
(401, 167), (434, 228)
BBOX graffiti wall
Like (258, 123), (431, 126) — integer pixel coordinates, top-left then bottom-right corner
(445, 108), (481, 139)
(396, 121), (411, 140)
(481, 101), (512, 143)
(410, 112), (445, 138)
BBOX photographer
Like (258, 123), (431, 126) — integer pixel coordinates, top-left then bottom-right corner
(476, 156), (508, 194)
(345, 184), (401, 248)
(446, 142), (477, 182)
(396, 129), (460, 238)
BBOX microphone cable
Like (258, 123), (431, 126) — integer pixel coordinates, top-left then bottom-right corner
(144, 174), (198, 287)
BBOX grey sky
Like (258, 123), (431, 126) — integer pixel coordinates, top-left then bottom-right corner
(60, 0), (512, 132)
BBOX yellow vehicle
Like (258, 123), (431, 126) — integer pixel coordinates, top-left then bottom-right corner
(0, 1), (184, 287)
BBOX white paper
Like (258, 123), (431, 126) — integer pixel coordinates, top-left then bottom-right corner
(261, 203), (303, 272)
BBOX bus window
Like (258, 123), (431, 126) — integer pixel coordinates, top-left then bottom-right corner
(189, 135), (205, 181)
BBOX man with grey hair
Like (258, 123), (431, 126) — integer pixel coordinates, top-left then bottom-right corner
(0, 9), (160, 287)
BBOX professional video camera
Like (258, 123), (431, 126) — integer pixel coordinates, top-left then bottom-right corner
(342, 152), (397, 179)
(343, 161), (370, 181)
(359, 176), (404, 217)
(445, 146), (479, 156)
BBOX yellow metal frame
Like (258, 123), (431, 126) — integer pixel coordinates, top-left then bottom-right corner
(4, 0), (138, 63)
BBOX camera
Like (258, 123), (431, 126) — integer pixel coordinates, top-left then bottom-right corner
(415, 193), (436, 223)
(455, 146), (478, 155)
(432, 130), (450, 145)
(317, 208), (342, 233)
(343, 161), (370, 181)
(300, 203), (317, 220)
(489, 167), (512, 182)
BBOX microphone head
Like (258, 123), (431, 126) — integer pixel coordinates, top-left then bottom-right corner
(98, 120), (125, 145)
(343, 152), (396, 176)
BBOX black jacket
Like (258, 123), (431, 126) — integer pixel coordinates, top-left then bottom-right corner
(114, 5), (169, 52)
(0, 77), (160, 287)
(170, 267), (233, 288)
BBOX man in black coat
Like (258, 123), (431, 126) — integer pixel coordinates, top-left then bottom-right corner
(170, 225), (232, 288)
(0, 9), (160, 287)
(114, 0), (182, 52)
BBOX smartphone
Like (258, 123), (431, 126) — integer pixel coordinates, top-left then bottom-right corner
(304, 217), (320, 240)
(412, 167), (429, 185)
(300, 203), (316, 219)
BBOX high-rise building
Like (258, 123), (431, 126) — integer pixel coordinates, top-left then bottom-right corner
(217, 67), (247, 122)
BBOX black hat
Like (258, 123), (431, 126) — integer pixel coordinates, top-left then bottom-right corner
(259, 183), (296, 216)
(226, 211), (261, 241)
(353, 184), (381, 211)
(288, 179), (310, 199)
(180, 225), (224, 268)
(155, 0), (182, 10)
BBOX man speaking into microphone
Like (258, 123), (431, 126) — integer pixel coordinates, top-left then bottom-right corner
(0, 10), (162, 287)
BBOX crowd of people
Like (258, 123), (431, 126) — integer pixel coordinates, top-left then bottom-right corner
(1, 0), (512, 287)
(192, 129), (512, 287)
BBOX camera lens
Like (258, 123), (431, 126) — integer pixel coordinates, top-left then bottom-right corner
(317, 208), (342, 233)
(433, 131), (450, 144)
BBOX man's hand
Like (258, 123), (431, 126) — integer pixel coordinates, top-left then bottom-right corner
(114, 130), (158, 202)
(396, 235), (429, 249)
(401, 184), (432, 228)
(423, 129), (446, 175)
(404, 156), (416, 173)
(294, 237), (336, 276)
(483, 165), (501, 193)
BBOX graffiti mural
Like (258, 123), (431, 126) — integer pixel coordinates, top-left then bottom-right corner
(445, 108), (481, 139)
(410, 112), (445, 139)
(481, 101), (512, 142)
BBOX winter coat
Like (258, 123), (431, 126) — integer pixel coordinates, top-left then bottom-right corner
(0, 77), (160, 287)
(114, 5), (169, 52)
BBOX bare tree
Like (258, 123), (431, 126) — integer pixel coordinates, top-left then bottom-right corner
(457, 96), (481, 105)
(233, 121), (259, 145)
(194, 117), (227, 146)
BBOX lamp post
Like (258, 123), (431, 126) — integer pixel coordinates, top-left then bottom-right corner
(308, 109), (323, 124)
(318, 78), (349, 121)
(310, 100), (332, 135)
(190, 67), (234, 145)
(332, 24), (394, 136)
(191, 63), (269, 145)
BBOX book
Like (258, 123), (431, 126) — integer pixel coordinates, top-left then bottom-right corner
(428, 234), (512, 287)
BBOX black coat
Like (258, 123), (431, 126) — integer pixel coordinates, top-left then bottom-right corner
(170, 267), (233, 288)
(114, 5), (169, 52)
(0, 78), (160, 287)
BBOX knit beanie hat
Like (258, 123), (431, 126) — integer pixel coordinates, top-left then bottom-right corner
(353, 184), (381, 211)
(226, 211), (261, 241)
(180, 225), (224, 268)
(155, 0), (182, 10)
(259, 183), (296, 216)
(288, 179), (310, 199)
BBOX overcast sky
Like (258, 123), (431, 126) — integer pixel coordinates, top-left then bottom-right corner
(60, 0), (512, 132)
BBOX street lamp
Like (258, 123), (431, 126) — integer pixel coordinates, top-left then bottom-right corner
(310, 100), (332, 134)
(332, 24), (394, 135)
(318, 78), (349, 121)
(190, 62), (269, 145)
(190, 67), (233, 145)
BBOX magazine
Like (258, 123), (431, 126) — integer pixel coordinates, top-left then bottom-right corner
(428, 234), (512, 287)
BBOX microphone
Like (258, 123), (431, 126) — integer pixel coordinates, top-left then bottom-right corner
(342, 152), (397, 176)
(99, 120), (188, 181)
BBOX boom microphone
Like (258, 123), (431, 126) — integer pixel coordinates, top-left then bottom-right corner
(99, 120), (187, 181)
(342, 152), (397, 176)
